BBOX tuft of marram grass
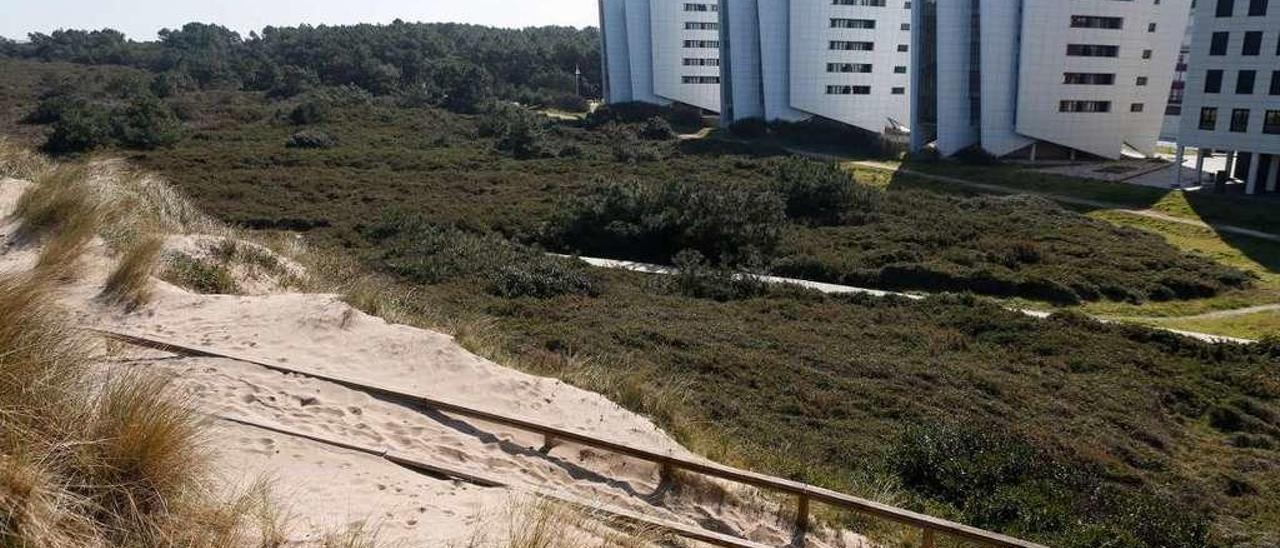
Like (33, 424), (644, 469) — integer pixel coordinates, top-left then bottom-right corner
(0, 137), (50, 181)
(0, 271), (289, 547)
(101, 236), (165, 310)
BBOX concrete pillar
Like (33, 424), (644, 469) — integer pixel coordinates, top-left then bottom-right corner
(1225, 151), (1237, 180)
(1195, 148), (1205, 184)
(1267, 154), (1280, 193)
(1245, 151), (1262, 195)
(1029, 143), (1038, 162)
(1174, 145), (1185, 188)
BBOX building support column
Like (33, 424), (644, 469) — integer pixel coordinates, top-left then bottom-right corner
(1225, 150), (1236, 180)
(1029, 143), (1037, 162)
(1267, 154), (1280, 193)
(1245, 151), (1262, 195)
(1194, 148), (1205, 185)
(1173, 145), (1185, 188)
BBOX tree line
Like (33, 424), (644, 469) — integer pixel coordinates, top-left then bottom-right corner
(1, 21), (601, 111)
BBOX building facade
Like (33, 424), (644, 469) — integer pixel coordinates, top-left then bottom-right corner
(719, 0), (914, 135)
(911, 0), (1192, 160)
(599, 0), (723, 113)
(1177, 0), (1280, 195)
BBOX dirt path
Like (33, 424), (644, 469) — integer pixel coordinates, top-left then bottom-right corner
(1107, 303), (1280, 322)
(568, 256), (1257, 345)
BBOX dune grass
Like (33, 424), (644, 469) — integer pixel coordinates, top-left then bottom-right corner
(0, 136), (49, 180)
(0, 271), (289, 546)
(454, 497), (672, 548)
(101, 236), (165, 309)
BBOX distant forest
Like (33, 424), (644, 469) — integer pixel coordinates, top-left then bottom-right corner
(0, 22), (602, 109)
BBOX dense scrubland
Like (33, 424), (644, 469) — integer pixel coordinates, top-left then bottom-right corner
(3, 30), (1280, 548)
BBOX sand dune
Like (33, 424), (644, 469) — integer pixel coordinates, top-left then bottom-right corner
(1, 176), (869, 547)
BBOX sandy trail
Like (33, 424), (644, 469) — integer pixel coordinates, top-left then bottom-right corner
(1, 176), (862, 547)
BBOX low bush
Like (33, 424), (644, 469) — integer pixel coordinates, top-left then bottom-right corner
(288, 101), (328, 125)
(771, 157), (882, 226)
(162, 253), (240, 294)
(891, 422), (1211, 547)
(548, 93), (589, 113)
(286, 130), (337, 149)
(661, 249), (769, 301)
(39, 95), (183, 154)
(362, 211), (597, 299)
(638, 116), (674, 141)
(0, 137), (50, 180)
(586, 101), (704, 131)
(728, 117), (768, 139)
(549, 178), (787, 266)
(479, 103), (555, 159)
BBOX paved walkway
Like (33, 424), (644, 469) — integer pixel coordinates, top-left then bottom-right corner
(825, 157), (1280, 244)
(566, 256), (1257, 345)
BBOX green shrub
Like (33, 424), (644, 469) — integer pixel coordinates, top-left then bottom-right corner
(549, 94), (589, 113)
(550, 178), (787, 266)
(112, 95), (184, 149)
(43, 102), (113, 153)
(288, 101), (329, 125)
(479, 103), (554, 159)
(363, 212), (597, 299)
(772, 157), (881, 226)
(162, 253), (239, 294)
(490, 258), (598, 299)
(638, 116), (674, 141)
(661, 249), (769, 301)
(286, 130), (337, 149)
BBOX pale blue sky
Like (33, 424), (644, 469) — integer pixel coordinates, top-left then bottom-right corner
(2, 0), (600, 41)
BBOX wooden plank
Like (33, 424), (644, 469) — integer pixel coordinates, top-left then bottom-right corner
(218, 413), (767, 548)
(94, 328), (1048, 548)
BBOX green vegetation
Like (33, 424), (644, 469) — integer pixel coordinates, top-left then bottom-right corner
(2, 51), (1278, 547)
(162, 253), (240, 295)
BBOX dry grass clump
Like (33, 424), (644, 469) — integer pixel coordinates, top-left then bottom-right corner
(101, 236), (164, 309)
(455, 497), (672, 548)
(11, 165), (113, 279)
(0, 137), (50, 180)
(0, 273), (285, 547)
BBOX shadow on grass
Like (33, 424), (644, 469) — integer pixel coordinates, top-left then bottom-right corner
(883, 159), (1280, 279)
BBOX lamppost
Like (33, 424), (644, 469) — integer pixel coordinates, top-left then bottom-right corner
(575, 65), (582, 97)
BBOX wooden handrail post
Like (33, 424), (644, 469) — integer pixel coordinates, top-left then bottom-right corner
(795, 495), (810, 533)
(922, 528), (936, 548)
(540, 434), (556, 454)
(660, 461), (676, 485)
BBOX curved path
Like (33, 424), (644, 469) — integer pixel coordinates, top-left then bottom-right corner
(564, 256), (1258, 345)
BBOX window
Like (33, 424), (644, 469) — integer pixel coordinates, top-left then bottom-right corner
(1265, 110), (1280, 134)
(683, 58), (720, 66)
(1238, 70), (1257, 94)
(1059, 100), (1112, 113)
(1063, 72), (1116, 85)
(1210, 32), (1229, 55)
(1148, 23), (1158, 32)
(1067, 44), (1119, 57)
(1131, 103), (1145, 112)
(1071, 16), (1124, 29)
(1217, 0), (1235, 16)
(831, 18), (876, 29)
(1243, 31), (1263, 55)
(1248, 0), (1269, 16)
(684, 22), (718, 30)
(1142, 49), (1153, 59)
(827, 85), (871, 95)
(683, 40), (719, 48)
(1271, 70), (1280, 95)
(831, 0), (887, 5)
(830, 40), (875, 51)
(684, 3), (717, 11)
(681, 76), (720, 84)
(894, 66), (907, 74)
(1136, 76), (1149, 86)
(1206, 69), (1224, 93)
(827, 63), (873, 73)
(1199, 107), (1218, 130)
(897, 44), (909, 52)
(1230, 109), (1250, 132)
(891, 87), (906, 95)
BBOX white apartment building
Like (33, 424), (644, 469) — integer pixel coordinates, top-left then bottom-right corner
(1176, 0), (1280, 195)
(910, 0), (1192, 160)
(719, 0), (914, 135)
(599, 0), (722, 113)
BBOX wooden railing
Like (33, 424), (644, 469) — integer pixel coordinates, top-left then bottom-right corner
(93, 328), (1048, 548)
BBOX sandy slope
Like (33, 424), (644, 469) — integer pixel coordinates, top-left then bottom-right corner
(0, 176), (868, 547)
